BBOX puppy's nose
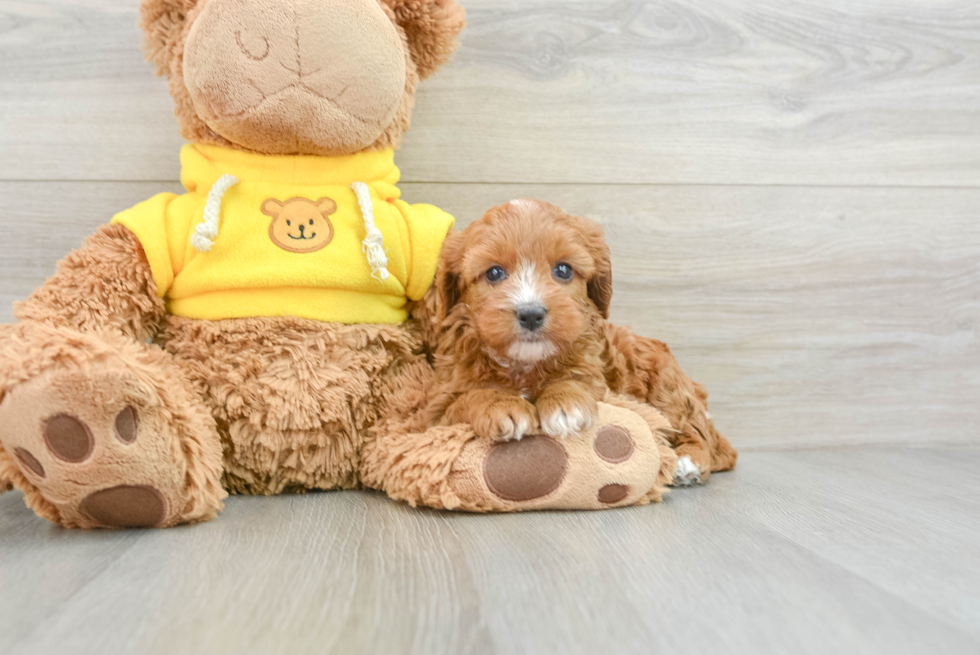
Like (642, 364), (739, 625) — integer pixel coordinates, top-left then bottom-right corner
(516, 305), (548, 332)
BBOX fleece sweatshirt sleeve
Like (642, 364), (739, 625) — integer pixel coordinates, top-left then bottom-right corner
(395, 201), (455, 301)
(111, 193), (179, 298)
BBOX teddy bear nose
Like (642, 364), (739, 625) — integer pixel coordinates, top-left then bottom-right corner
(516, 305), (548, 332)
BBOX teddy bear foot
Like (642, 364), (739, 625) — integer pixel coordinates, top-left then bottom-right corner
(0, 350), (225, 528)
(444, 402), (675, 512)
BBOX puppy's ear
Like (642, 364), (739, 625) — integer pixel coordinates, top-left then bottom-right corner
(435, 230), (465, 322)
(140, 0), (199, 76)
(584, 221), (613, 319)
(382, 0), (466, 80)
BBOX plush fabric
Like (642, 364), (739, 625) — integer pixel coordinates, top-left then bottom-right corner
(140, 0), (427, 155)
(0, 319), (226, 528)
(111, 144), (454, 323)
(182, 0), (408, 155)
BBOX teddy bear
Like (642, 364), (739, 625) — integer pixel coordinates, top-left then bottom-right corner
(0, 0), (735, 529)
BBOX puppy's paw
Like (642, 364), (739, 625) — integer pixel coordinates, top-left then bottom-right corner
(473, 396), (538, 442)
(672, 455), (702, 486)
(537, 396), (597, 439)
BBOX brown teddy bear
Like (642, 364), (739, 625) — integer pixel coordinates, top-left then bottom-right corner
(0, 0), (734, 529)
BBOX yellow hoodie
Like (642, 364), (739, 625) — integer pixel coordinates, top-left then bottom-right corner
(112, 144), (454, 324)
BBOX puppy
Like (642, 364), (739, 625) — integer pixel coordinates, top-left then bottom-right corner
(425, 199), (612, 441)
(421, 198), (738, 485)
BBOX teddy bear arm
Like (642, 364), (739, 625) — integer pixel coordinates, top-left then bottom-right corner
(13, 224), (166, 342)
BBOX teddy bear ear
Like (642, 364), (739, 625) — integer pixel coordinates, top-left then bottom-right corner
(139, 0), (200, 76)
(316, 198), (338, 215)
(261, 198), (284, 218)
(383, 0), (466, 80)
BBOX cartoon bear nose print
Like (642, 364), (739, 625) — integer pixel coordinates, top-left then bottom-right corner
(260, 197), (337, 253)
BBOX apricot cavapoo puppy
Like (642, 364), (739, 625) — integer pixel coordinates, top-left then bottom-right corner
(426, 199), (611, 443)
(424, 199), (738, 486)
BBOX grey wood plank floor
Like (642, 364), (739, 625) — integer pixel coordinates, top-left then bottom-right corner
(2, 446), (979, 655)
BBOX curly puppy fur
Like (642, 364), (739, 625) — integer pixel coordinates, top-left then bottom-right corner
(427, 199), (613, 442)
(603, 324), (738, 479)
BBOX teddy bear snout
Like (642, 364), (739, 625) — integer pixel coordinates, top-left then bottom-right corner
(234, 30), (270, 62)
(182, 0), (408, 156)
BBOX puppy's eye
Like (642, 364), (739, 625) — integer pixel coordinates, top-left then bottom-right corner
(553, 262), (574, 282)
(485, 266), (507, 284)
(286, 220), (291, 226)
(309, 219), (314, 225)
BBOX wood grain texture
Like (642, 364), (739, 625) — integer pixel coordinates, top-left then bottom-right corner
(1, 1), (979, 184)
(2, 180), (977, 449)
(1, 446), (979, 655)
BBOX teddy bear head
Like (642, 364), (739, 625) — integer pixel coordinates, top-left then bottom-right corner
(140, 0), (465, 156)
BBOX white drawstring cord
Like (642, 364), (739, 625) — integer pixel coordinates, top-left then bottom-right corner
(191, 177), (388, 282)
(351, 181), (389, 281)
(191, 174), (239, 252)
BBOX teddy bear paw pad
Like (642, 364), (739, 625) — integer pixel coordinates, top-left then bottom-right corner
(597, 483), (630, 504)
(0, 368), (188, 528)
(593, 425), (635, 463)
(14, 447), (45, 477)
(483, 435), (568, 501)
(78, 485), (167, 528)
(448, 403), (664, 511)
(44, 414), (95, 462)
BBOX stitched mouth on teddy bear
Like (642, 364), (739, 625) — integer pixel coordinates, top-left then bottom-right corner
(286, 223), (317, 240)
(205, 82), (375, 128)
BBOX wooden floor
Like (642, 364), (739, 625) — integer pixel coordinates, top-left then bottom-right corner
(2, 446), (979, 655)
(1, 1), (978, 653)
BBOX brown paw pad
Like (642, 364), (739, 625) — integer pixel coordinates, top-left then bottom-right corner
(483, 435), (568, 501)
(594, 425), (634, 463)
(44, 415), (94, 463)
(14, 447), (45, 478)
(114, 406), (138, 444)
(79, 485), (167, 528)
(598, 483), (629, 504)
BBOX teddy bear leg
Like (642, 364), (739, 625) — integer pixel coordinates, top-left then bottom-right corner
(0, 324), (226, 528)
(365, 394), (676, 512)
